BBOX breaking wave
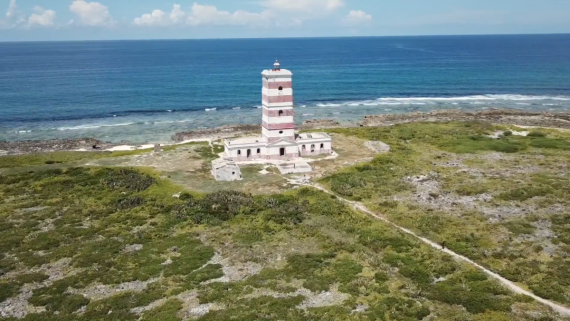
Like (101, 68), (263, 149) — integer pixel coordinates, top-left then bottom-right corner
(313, 94), (570, 108)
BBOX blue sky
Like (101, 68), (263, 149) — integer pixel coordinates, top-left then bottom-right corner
(1, 0), (570, 41)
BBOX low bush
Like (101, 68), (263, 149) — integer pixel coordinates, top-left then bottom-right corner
(529, 138), (570, 150)
(141, 299), (183, 321)
(498, 186), (552, 201)
(116, 196), (146, 210)
(527, 131), (547, 137)
(100, 168), (156, 192)
(16, 273), (49, 285)
(502, 221), (536, 235)
(438, 136), (527, 154)
(0, 282), (19, 303)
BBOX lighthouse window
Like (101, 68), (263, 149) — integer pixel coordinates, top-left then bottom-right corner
(278, 86), (283, 91)
(279, 131), (284, 134)
(237, 150), (241, 155)
(278, 110), (284, 116)
(320, 143), (324, 149)
(257, 148), (261, 154)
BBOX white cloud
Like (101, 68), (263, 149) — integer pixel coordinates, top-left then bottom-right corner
(69, 0), (113, 27)
(133, 9), (168, 26)
(343, 10), (372, 25)
(28, 6), (56, 27)
(134, 3), (274, 27)
(6, 0), (17, 18)
(170, 4), (185, 23)
(262, 0), (344, 12)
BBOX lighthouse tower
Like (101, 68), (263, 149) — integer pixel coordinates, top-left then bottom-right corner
(222, 61), (332, 165)
(261, 61), (295, 143)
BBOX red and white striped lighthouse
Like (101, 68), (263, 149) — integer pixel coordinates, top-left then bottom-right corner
(261, 60), (295, 143)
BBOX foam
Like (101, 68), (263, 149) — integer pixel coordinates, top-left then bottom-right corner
(57, 122), (136, 131)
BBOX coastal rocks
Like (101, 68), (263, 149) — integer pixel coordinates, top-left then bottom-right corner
(300, 119), (340, 129)
(360, 109), (570, 129)
(172, 125), (260, 142)
(0, 138), (111, 155)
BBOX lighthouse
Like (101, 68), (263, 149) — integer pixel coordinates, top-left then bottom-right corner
(223, 61), (333, 162)
(261, 60), (295, 143)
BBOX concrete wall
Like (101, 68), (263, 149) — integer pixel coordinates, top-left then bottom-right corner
(262, 127), (295, 142)
(212, 164), (242, 181)
(226, 146), (267, 159)
(298, 141), (332, 157)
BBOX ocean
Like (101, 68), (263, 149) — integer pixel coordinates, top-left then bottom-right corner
(1, 34), (570, 143)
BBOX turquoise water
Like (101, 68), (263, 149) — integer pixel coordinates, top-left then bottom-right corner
(1, 34), (570, 143)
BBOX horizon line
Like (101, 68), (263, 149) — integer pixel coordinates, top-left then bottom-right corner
(1, 32), (569, 44)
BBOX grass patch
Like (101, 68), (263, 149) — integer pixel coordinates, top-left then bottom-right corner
(529, 137), (570, 150)
(438, 136), (527, 154)
(0, 150), (153, 168)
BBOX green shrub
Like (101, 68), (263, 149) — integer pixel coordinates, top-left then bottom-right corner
(116, 196), (146, 210)
(498, 186), (552, 201)
(366, 296), (431, 321)
(0, 282), (19, 303)
(374, 271), (389, 283)
(400, 264), (432, 285)
(527, 131), (546, 137)
(438, 136), (526, 154)
(141, 299), (183, 321)
(100, 168), (156, 192)
(16, 273), (49, 285)
(503, 130), (513, 136)
(529, 138), (570, 150)
(501, 221), (536, 235)
(179, 192), (194, 201)
(530, 281), (568, 303)
(427, 280), (510, 314)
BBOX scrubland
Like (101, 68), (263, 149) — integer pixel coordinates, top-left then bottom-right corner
(0, 121), (568, 320)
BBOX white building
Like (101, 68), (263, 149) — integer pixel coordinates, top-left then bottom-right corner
(211, 158), (242, 181)
(224, 61), (332, 161)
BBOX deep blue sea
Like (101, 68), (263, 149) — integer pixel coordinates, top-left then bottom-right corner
(1, 34), (570, 143)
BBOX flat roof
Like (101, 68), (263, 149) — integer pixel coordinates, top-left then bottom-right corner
(262, 69), (293, 77)
(297, 133), (330, 140)
(226, 136), (265, 145)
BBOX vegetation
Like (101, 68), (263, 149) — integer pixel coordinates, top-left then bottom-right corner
(322, 121), (570, 306)
(0, 121), (568, 319)
(0, 150), (154, 168)
(0, 165), (561, 320)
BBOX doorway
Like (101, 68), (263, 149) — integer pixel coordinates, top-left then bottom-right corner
(247, 149), (251, 158)
(280, 148), (285, 156)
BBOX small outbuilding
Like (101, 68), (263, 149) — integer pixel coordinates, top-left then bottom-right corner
(212, 158), (242, 181)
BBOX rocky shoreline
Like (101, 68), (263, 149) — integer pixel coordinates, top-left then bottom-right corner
(2, 109), (569, 156)
(360, 109), (570, 129)
(0, 138), (113, 156)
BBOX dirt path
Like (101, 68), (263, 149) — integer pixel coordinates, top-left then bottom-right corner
(303, 182), (570, 317)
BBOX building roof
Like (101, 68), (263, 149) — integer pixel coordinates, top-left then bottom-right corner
(225, 136), (266, 147)
(297, 133), (331, 140)
(262, 69), (293, 77)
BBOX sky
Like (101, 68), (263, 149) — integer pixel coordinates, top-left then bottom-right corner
(1, 0), (570, 41)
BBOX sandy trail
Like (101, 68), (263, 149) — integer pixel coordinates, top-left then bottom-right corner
(303, 182), (570, 317)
